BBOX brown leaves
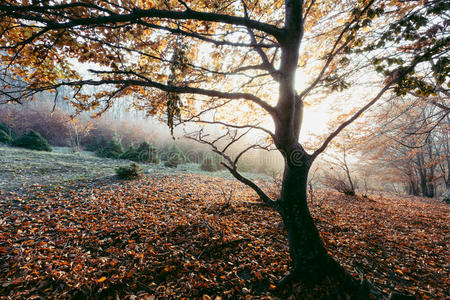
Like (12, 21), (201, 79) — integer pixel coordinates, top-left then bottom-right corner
(0, 175), (288, 298)
(311, 190), (449, 299)
(0, 175), (448, 299)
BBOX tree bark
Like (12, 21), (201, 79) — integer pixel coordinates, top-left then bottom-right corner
(275, 144), (360, 296)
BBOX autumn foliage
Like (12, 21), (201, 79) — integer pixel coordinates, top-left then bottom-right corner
(0, 175), (448, 299)
(0, 0), (448, 298)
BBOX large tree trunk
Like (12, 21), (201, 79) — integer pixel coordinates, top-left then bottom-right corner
(275, 145), (361, 296)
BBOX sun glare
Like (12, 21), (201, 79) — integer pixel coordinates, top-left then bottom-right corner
(295, 68), (331, 138)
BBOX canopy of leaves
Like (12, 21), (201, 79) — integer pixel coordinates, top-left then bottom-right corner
(359, 0), (450, 97)
(1, 0), (443, 132)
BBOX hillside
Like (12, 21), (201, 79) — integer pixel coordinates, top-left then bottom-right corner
(0, 145), (254, 195)
(0, 147), (448, 299)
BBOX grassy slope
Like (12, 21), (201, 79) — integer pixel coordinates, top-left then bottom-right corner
(0, 145), (130, 193)
(0, 145), (266, 195)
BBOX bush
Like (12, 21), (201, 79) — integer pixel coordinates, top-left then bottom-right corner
(120, 142), (159, 163)
(120, 145), (139, 160)
(115, 163), (142, 180)
(96, 139), (124, 158)
(200, 156), (218, 172)
(200, 155), (223, 172)
(86, 135), (108, 152)
(164, 144), (185, 168)
(0, 129), (12, 144)
(0, 123), (16, 139)
(12, 130), (52, 151)
(323, 172), (356, 196)
(137, 142), (159, 163)
(165, 154), (183, 168)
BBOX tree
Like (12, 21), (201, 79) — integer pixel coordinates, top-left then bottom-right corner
(360, 95), (449, 199)
(1, 0), (448, 296)
(0, 128), (12, 144)
(323, 143), (357, 196)
(68, 118), (94, 152)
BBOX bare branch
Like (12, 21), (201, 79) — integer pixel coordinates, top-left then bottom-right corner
(185, 128), (276, 207)
(221, 163), (276, 208)
(311, 56), (426, 160)
(185, 119), (275, 139)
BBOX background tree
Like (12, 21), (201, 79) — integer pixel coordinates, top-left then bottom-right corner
(1, 0), (448, 296)
(360, 94), (449, 199)
(322, 137), (357, 196)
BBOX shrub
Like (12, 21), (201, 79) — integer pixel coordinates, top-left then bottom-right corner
(0, 123), (16, 139)
(12, 130), (52, 151)
(323, 172), (356, 196)
(200, 156), (218, 172)
(0, 123), (8, 133)
(136, 142), (159, 163)
(115, 163), (142, 180)
(86, 135), (109, 152)
(120, 142), (159, 163)
(0, 129), (12, 144)
(200, 155), (223, 172)
(97, 139), (124, 158)
(120, 145), (139, 160)
(164, 144), (185, 168)
(165, 154), (183, 168)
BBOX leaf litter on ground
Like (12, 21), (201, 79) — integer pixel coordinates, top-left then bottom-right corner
(0, 174), (448, 299)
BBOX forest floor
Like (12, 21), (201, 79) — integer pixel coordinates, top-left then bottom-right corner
(0, 146), (448, 299)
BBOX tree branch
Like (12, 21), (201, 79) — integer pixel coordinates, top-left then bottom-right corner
(241, 0), (280, 81)
(136, 19), (277, 48)
(186, 128), (276, 208)
(298, 0), (375, 100)
(0, 3), (283, 40)
(36, 76), (277, 117)
(311, 57), (426, 160)
(221, 163), (276, 208)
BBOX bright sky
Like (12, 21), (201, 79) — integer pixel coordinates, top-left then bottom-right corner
(295, 68), (331, 138)
(295, 67), (381, 145)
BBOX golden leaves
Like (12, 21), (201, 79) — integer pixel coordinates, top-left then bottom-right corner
(137, 0), (155, 9)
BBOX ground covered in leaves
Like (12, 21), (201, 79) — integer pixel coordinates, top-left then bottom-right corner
(0, 174), (448, 299)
